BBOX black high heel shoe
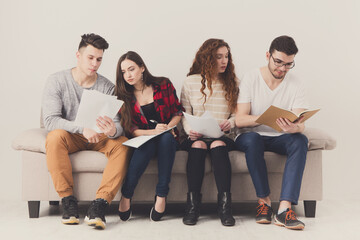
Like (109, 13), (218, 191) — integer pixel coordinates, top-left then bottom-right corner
(150, 195), (166, 221)
(118, 197), (132, 221)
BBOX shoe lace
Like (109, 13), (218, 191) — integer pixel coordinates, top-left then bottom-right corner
(68, 200), (77, 213)
(92, 199), (107, 216)
(285, 209), (298, 221)
(257, 203), (269, 216)
(63, 197), (78, 214)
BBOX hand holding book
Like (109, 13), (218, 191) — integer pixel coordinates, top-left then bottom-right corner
(255, 105), (320, 132)
(275, 115), (304, 133)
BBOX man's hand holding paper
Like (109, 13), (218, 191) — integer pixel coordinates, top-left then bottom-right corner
(83, 128), (101, 143)
(96, 116), (116, 137)
(74, 90), (124, 134)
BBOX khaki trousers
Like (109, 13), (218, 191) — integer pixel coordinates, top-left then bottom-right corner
(45, 129), (131, 203)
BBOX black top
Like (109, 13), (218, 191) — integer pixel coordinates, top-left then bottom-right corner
(141, 102), (160, 129)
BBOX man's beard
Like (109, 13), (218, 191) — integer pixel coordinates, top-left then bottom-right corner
(268, 64), (285, 80)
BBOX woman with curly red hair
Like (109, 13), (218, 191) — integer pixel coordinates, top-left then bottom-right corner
(181, 39), (239, 226)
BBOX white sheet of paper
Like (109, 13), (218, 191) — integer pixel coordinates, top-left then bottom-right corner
(183, 111), (223, 138)
(74, 90), (124, 133)
(122, 126), (176, 148)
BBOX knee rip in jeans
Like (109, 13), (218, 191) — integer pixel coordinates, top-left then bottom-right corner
(191, 140), (207, 149)
(210, 140), (226, 149)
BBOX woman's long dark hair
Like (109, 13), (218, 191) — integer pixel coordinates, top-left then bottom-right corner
(188, 38), (239, 112)
(114, 51), (162, 136)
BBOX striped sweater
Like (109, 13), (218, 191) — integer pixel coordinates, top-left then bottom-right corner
(180, 74), (237, 139)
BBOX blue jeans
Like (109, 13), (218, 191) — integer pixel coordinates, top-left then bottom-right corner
(235, 132), (308, 205)
(121, 132), (177, 198)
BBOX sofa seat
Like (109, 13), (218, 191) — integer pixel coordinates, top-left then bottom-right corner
(12, 127), (336, 218)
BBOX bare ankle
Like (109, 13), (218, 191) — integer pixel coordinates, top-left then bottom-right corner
(258, 197), (271, 206)
(278, 200), (291, 213)
(155, 196), (166, 213)
(119, 197), (130, 211)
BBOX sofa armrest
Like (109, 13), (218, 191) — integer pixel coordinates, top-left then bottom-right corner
(303, 127), (336, 151)
(12, 128), (48, 153)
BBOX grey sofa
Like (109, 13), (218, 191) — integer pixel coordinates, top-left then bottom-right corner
(12, 126), (336, 218)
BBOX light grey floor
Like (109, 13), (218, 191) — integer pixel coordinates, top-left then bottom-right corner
(1, 199), (358, 240)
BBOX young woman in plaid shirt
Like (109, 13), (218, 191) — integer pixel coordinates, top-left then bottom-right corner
(115, 51), (184, 222)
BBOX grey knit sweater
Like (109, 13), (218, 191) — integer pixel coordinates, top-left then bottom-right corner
(42, 69), (123, 138)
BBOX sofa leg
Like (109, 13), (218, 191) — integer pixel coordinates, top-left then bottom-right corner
(303, 200), (316, 218)
(28, 201), (40, 218)
(49, 201), (59, 206)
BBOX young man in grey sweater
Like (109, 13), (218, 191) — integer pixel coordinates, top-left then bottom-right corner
(42, 33), (130, 230)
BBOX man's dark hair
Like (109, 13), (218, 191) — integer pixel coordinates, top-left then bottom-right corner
(269, 35), (298, 56)
(78, 33), (109, 51)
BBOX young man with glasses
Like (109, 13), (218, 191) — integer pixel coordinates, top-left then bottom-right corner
(235, 35), (308, 230)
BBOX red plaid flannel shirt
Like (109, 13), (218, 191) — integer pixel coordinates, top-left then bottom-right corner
(128, 78), (184, 139)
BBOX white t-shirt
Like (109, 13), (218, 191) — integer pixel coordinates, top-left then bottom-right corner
(237, 68), (309, 136)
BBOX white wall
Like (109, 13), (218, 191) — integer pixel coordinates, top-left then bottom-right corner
(1, 0), (359, 201)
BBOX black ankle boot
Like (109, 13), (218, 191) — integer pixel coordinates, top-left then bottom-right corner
(183, 192), (202, 225)
(218, 192), (235, 226)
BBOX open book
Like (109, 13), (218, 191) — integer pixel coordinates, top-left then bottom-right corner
(122, 126), (176, 148)
(255, 105), (320, 132)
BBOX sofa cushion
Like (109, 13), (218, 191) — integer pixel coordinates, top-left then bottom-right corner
(12, 127), (336, 154)
(12, 128), (48, 153)
(68, 150), (211, 174)
(303, 128), (336, 150)
(69, 151), (108, 172)
(68, 150), (308, 174)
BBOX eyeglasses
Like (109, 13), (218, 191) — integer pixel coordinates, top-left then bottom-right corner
(270, 55), (295, 69)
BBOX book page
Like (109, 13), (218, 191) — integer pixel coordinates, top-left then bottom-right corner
(183, 111), (223, 138)
(74, 90), (124, 133)
(299, 109), (320, 122)
(122, 126), (176, 148)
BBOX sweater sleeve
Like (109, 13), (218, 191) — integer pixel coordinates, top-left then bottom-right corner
(107, 87), (124, 138)
(108, 112), (124, 138)
(42, 75), (83, 134)
(180, 80), (192, 135)
(167, 79), (184, 116)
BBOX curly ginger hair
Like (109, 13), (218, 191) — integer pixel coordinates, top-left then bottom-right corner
(188, 38), (238, 112)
